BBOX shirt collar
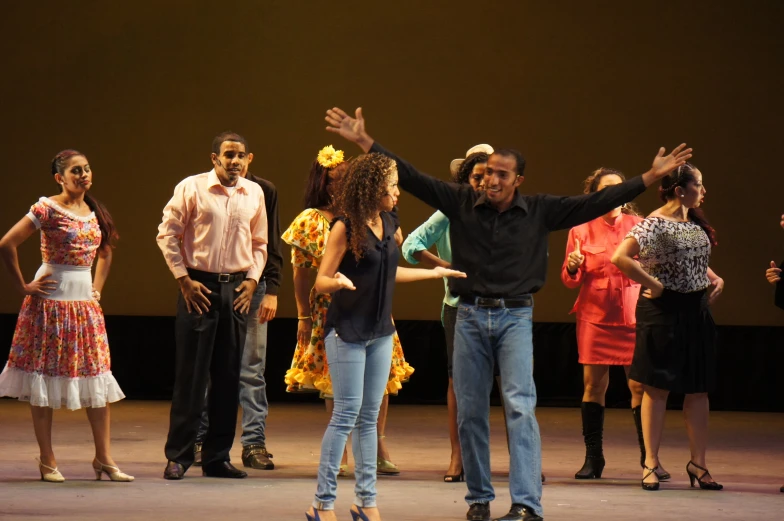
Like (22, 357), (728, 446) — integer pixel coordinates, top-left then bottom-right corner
(207, 169), (248, 193)
(473, 191), (528, 212)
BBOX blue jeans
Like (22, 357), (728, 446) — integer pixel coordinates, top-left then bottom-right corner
(313, 329), (393, 510)
(197, 280), (269, 447)
(453, 300), (542, 517)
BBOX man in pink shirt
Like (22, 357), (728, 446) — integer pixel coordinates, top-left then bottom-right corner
(157, 131), (268, 480)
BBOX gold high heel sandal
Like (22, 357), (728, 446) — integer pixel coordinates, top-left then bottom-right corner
(36, 457), (65, 483)
(376, 435), (399, 475)
(93, 458), (134, 482)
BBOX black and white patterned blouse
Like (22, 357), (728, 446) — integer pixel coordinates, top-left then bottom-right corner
(626, 217), (711, 293)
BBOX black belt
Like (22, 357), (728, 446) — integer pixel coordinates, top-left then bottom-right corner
(187, 268), (246, 283)
(460, 295), (533, 308)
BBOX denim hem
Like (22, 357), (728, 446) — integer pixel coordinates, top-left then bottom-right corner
(312, 500), (334, 511)
(354, 497), (378, 508)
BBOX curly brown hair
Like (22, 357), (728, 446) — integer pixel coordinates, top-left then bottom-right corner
(582, 167), (640, 217)
(334, 153), (396, 261)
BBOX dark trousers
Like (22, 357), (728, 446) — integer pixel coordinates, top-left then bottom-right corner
(164, 272), (248, 469)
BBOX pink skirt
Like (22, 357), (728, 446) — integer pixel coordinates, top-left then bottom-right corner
(576, 320), (636, 366)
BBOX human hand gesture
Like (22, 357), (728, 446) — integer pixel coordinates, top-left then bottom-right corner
(766, 261), (781, 284)
(642, 279), (664, 299)
(708, 277), (724, 305)
(233, 279), (258, 314)
(433, 266), (467, 279)
(325, 107), (374, 152)
(178, 276), (212, 315)
(258, 294), (278, 323)
(334, 272), (356, 290)
(567, 239), (585, 275)
(297, 317), (313, 345)
(23, 273), (58, 297)
(647, 144), (693, 182)
(780, 214), (784, 230)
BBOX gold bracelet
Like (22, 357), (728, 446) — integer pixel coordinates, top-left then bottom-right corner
(297, 316), (311, 320)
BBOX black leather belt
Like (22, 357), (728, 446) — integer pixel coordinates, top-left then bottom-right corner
(460, 295), (533, 308)
(187, 268), (247, 283)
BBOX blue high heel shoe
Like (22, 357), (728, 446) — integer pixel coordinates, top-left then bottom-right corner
(305, 508), (322, 521)
(350, 506), (371, 521)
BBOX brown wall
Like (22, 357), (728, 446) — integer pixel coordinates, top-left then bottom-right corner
(1, 1), (782, 324)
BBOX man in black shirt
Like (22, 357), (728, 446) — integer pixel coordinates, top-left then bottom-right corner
(194, 166), (284, 471)
(325, 107), (691, 521)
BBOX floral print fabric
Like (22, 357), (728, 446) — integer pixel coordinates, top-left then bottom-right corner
(282, 208), (414, 397)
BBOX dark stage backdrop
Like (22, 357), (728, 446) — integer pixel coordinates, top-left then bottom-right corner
(0, 2), (783, 410)
(1, 315), (783, 412)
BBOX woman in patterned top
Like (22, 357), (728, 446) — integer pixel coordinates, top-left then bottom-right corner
(283, 147), (413, 476)
(612, 163), (724, 491)
(0, 150), (131, 483)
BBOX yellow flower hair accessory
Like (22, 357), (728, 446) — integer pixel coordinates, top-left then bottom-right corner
(317, 145), (345, 169)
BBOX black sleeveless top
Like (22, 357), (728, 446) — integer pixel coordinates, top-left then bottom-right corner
(325, 211), (399, 343)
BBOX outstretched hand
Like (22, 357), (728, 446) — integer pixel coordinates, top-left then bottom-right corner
(325, 107), (374, 152)
(433, 266), (467, 279)
(642, 144), (693, 186)
(334, 272), (356, 290)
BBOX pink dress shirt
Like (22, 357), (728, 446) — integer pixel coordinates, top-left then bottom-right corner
(561, 213), (642, 326)
(157, 169), (268, 282)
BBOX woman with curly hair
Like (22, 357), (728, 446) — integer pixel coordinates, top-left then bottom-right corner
(306, 153), (465, 521)
(612, 163), (724, 491)
(562, 168), (671, 481)
(282, 146), (413, 476)
(401, 145), (490, 483)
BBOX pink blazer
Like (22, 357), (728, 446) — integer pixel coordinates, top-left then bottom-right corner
(561, 214), (642, 326)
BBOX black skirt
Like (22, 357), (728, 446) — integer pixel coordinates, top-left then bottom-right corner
(629, 288), (717, 394)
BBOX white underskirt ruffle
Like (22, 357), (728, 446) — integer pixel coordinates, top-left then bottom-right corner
(0, 365), (125, 410)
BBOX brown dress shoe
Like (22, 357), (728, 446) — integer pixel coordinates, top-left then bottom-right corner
(242, 445), (274, 470)
(193, 442), (203, 467)
(163, 461), (185, 480)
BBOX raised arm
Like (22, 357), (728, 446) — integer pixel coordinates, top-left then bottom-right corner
(611, 237), (663, 299)
(315, 220), (356, 294)
(0, 217), (57, 297)
(326, 106), (466, 217)
(544, 145), (693, 231)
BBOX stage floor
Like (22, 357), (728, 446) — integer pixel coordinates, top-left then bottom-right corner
(0, 400), (781, 520)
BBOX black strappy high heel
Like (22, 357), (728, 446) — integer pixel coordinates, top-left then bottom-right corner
(641, 465), (660, 491)
(686, 461), (723, 490)
(444, 469), (464, 483)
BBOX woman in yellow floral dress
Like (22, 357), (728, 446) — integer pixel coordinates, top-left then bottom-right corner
(283, 146), (413, 475)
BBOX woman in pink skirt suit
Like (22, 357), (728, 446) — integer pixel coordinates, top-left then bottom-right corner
(561, 168), (669, 481)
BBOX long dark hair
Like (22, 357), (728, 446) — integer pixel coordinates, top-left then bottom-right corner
(51, 150), (118, 250)
(453, 151), (489, 184)
(583, 167), (640, 216)
(659, 162), (717, 246)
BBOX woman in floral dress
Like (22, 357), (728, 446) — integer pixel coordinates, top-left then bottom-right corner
(0, 150), (131, 483)
(283, 146), (414, 475)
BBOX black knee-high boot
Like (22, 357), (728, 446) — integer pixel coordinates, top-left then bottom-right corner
(632, 405), (646, 468)
(575, 401), (605, 479)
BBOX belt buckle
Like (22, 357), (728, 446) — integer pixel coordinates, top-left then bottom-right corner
(478, 297), (502, 308)
(218, 273), (231, 283)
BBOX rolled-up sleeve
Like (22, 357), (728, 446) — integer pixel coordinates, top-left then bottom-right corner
(402, 210), (449, 265)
